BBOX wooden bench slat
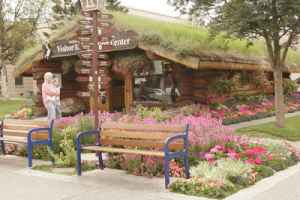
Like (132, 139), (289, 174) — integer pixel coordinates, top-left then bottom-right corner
(0, 136), (27, 143)
(4, 124), (46, 130)
(101, 138), (184, 150)
(3, 119), (48, 126)
(3, 129), (28, 135)
(3, 129), (48, 140)
(82, 146), (165, 157)
(101, 130), (177, 140)
(102, 122), (186, 133)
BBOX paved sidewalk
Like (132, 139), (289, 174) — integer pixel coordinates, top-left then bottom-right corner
(229, 111), (300, 129)
(3, 154), (300, 200)
(0, 155), (207, 200)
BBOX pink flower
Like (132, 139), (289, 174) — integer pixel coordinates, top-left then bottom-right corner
(204, 153), (215, 161)
(210, 145), (223, 153)
(228, 152), (240, 160)
(267, 154), (273, 161)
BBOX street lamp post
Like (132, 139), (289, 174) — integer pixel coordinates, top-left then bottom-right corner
(79, 0), (105, 129)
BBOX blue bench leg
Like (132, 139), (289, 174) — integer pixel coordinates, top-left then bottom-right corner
(164, 157), (170, 189)
(184, 154), (190, 179)
(97, 152), (105, 170)
(27, 143), (33, 168)
(0, 140), (5, 155)
(76, 140), (82, 176)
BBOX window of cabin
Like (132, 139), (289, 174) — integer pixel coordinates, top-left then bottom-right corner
(15, 76), (23, 86)
(133, 61), (180, 105)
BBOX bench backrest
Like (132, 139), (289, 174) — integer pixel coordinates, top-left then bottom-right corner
(100, 122), (187, 150)
(1, 119), (49, 140)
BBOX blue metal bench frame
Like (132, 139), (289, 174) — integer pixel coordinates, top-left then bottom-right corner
(76, 125), (190, 188)
(0, 120), (54, 168)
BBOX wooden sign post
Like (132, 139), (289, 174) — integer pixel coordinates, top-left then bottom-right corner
(79, 8), (138, 115)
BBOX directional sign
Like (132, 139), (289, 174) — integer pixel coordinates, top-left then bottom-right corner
(76, 68), (90, 75)
(81, 44), (92, 51)
(49, 40), (80, 58)
(80, 51), (109, 60)
(82, 12), (113, 20)
(81, 60), (112, 67)
(98, 21), (113, 28)
(79, 29), (92, 36)
(99, 13), (113, 20)
(80, 25), (93, 30)
(76, 76), (89, 82)
(80, 21), (113, 28)
(79, 37), (92, 43)
(77, 91), (90, 98)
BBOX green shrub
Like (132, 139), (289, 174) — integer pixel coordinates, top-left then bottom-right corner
(254, 165), (274, 179)
(47, 126), (77, 167)
(170, 177), (236, 199)
(217, 159), (253, 178)
(210, 79), (235, 95)
(126, 158), (142, 175)
(190, 159), (253, 183)
(106, 154), (123, 169)
(135, 105), (171, 121)
(264, 158), (289, 171)
(283, 79), (298, 96)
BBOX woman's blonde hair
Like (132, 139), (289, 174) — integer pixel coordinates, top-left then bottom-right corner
(44, 72), (53, 81)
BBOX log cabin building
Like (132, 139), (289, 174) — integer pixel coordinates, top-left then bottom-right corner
(15, 12), (300, 116)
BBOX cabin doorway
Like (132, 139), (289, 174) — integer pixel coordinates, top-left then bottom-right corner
(110, 74), (125, 112)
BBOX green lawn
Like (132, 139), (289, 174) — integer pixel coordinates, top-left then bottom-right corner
(0, 99), (25, 118)
(236, 116), (300, 141)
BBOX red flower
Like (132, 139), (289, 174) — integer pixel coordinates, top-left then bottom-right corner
(255, 157), (262, 165)
(246, 159), (256, 164)
(246, 146), (267, 156)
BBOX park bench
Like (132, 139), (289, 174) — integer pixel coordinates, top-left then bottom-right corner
(0, 119), (54, 167)
(76, 122), (190, 188)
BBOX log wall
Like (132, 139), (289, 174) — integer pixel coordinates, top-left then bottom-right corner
(174, 66), (274, 104)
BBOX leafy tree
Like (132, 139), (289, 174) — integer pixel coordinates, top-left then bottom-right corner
(51, 0), (80, 29)
(169, 0), (300, 127)
(0, 0), (48, 71)
(106, 0), (128, 12)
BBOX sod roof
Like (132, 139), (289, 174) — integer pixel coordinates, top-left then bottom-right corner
(15, 12), (300, 76)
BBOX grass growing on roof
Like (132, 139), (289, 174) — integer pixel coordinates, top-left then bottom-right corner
(15, 12), (300, 71)
(236, 115), (300, 141)
(112, 12), (266, 58)
(112, 12), (300, 65)
(16, 16), (81, 71)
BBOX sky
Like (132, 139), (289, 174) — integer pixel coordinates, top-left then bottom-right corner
(120, 0), (181, 17)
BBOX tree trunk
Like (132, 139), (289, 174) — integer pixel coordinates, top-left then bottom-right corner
(273, 68), (285, 127)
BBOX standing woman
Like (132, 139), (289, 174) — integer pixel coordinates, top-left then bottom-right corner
(42, 72), (59, 124)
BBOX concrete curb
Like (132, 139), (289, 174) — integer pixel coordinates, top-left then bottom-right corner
(225, 162), (300, 200)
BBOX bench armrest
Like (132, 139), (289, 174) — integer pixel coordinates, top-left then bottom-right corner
(76, 129), (100, 148)
(164, 124), (189, 153)
(27, 120), (54, 141)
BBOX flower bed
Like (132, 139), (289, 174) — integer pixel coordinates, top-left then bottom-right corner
(28, 105), (300, 199)
(213, 94), (300, 125)
(170, 141), (300, 199)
